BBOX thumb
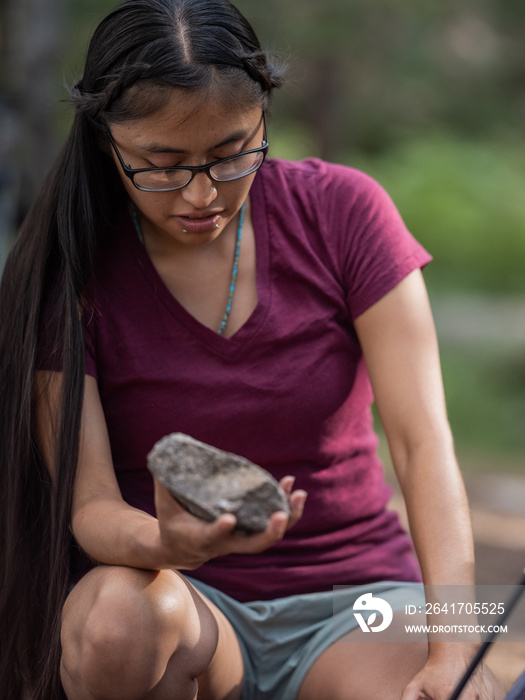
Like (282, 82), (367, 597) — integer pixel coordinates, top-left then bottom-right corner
(400, 678), (429, 700)
(153, 479), (190, 518)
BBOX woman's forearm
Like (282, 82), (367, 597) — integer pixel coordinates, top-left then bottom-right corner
(72, 497), (168, 571)
(394, 438), (481, 662)
(396, 439), (475, 588)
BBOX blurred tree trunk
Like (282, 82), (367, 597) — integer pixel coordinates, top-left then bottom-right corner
(0, 0), (65, 268)
(304, 55), (347, 162)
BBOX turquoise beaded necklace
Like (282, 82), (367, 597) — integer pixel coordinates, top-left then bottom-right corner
(130, 201), (245, 336)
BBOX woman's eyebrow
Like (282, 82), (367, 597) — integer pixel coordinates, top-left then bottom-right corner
(136, 128), (251, 155)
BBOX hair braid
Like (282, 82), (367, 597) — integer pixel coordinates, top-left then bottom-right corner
(241, 50), (285, 93)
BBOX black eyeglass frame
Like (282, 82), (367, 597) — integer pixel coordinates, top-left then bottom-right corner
(106, 113), (268, 192)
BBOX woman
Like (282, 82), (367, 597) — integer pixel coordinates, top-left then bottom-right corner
(0, 1), (504, 699)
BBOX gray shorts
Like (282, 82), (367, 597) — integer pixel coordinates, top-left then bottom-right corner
(186, 577), (424, 700)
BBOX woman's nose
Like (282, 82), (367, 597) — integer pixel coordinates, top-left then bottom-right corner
(180, 171), (218, 209)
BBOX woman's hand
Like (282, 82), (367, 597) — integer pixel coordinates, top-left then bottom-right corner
(401, 647), (505, 700)
(154, 475), (307, 570)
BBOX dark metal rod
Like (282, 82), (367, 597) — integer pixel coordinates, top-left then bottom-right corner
(448, 569), (525, 700)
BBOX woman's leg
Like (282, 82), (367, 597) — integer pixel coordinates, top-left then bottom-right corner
(296, 612), (428, 700)
(296, 611), (505, 700)
(60, 566), (244, 700)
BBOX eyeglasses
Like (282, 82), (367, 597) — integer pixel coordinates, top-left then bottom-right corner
(107, 113), (268, 192)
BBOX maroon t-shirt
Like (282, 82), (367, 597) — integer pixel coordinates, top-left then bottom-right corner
(76, 158), (431, 601)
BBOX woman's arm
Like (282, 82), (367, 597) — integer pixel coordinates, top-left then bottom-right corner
(354, 269), (502, 700)
(354, 269), (474, 588)
(34, 372), (305, 572)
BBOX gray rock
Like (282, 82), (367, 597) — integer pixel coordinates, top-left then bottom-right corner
(147, 433), (290, 533)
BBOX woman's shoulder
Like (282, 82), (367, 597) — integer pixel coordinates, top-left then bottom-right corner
(257, 157), (398, 226)
(260, 157), (390, 205)
(262, 156), (377, 183)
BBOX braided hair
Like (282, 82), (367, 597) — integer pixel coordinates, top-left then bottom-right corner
(72, 0), (283, 124)
(0, 2), (283, 699)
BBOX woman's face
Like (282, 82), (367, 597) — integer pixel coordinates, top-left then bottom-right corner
(107, 89), (265, 250)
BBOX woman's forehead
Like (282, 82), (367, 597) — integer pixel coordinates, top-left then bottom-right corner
(111, 90), (262, 150)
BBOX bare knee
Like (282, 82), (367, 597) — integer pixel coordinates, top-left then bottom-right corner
(61, 567), (218, 700)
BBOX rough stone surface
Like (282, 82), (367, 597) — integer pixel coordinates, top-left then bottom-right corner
(147, 433), (290, 533)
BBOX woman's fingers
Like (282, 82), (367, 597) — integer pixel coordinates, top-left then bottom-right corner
(288, 488), (307, 527)
(203, 512), (238, 541)
(221, 488), (308, 555)
(154, 476), (308, 565)
(222, 511), (289, 555)
(279, 475), (296, 496)
(278, 475), (308, 528)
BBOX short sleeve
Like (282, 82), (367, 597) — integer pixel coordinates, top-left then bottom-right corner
(319, 164), (432, 320)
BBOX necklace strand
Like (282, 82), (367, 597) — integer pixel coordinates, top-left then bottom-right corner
(129, 201), (245, 336)
(219, 202), (245, 335)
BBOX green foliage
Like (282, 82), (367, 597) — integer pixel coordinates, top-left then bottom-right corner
(347, 134), (525, 294)
(239, 0), (525, 162)
(66, 0), (113, 77)
(440, 345), (525, 461)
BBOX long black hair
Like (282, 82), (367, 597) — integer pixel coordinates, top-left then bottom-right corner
(0, 1), (282, 697)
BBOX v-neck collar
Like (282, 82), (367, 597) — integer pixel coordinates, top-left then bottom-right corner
(127, 170), (271, 357)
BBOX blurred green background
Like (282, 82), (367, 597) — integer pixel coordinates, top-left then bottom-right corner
(1, 0), (524, 472)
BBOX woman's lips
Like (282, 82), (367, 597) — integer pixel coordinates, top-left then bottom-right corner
(174, 213), (222, 233)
